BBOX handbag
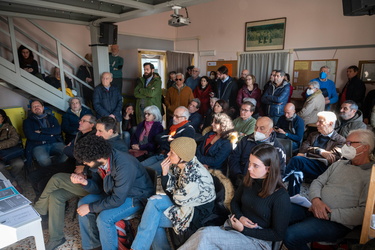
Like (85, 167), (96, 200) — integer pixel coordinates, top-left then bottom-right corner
(0, 145), (24, 163)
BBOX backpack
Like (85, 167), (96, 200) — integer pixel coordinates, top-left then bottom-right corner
(115, 219), (136, 250)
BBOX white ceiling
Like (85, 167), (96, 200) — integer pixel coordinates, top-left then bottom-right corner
(0, 0), (214, 25)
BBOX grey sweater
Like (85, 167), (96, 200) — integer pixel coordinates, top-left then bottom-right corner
(309, 160), (374, 229)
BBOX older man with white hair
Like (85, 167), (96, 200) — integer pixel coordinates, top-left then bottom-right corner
(283, 111), (346, 196)
(284, 129), (375, 249)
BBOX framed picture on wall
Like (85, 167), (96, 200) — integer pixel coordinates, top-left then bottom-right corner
(245, 17), (286, 52)
(358, 60), (375, 83)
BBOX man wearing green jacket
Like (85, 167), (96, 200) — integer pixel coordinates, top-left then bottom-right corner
(134, 62), (162, 123)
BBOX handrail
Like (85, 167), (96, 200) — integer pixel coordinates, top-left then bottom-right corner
(0, 17), (79, 74)
(27, 19), (92, 66)
(0, 15), (95, 110)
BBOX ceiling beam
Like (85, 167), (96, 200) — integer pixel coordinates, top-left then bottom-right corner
(101, 0), (154, 11)
(95, 0), (215, 23)
(0, 11), (89, 25)
(8, 0), (121, 18)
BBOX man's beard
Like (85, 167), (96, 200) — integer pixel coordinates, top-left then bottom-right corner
(143, 72), (152, 79)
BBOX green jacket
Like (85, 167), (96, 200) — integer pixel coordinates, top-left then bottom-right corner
(134, 74), (162, 123)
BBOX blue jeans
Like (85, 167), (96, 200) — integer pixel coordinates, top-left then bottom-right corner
(141, 154), (166, 176)
(284, 156), (327, 196)
(33, 142), (67, 167)
(131, 195), (173, 250)
(78, 194), (140, 250)
(284, 204), (351, 250)
(123, 126), (137, 148)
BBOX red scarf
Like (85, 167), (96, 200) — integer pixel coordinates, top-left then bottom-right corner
(97, 158), (111, 179)
(169, 120), (188, 137)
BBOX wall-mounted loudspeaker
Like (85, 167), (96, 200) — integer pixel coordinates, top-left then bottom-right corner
(99, 23), (118, 45)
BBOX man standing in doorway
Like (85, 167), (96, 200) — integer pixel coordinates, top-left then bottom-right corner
(134, 62), (162, 123)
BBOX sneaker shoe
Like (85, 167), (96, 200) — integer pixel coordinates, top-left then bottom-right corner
(45, 238), (66, 250)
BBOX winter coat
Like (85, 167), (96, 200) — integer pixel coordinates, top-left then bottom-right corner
(134, 74), (162, 123)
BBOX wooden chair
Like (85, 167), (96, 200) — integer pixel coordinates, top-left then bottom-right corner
(360, 164), (375, 244)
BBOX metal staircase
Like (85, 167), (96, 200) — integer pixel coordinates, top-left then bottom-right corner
(0, 16), (93, 112)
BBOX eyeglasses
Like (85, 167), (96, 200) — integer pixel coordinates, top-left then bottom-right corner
(144, 112), (152, 116)
(240, 109), (250, 112)
(176, 78), (183, 81)
(173, 114), (185, 119)
(345, 141), (362, 146)
(80, 119), (91, 123)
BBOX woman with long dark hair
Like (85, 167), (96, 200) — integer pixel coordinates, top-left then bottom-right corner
(194, 76), (213, 116)
(17, 45), (40, 76)
(180, 144), (291, 250)
(201, 99), (229, 131)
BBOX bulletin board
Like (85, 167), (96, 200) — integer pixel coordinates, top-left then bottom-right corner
(292, 59), (338, 87)
(206, 60), (238, 77)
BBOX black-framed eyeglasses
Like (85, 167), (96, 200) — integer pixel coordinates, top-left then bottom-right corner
(345, 141), (362, 146)
(176, 78), (183, 81)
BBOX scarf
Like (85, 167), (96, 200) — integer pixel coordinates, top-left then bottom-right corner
(33, 113), (49, 128)
(163, 157), (216, 234)
(71, 109), (82, 117)
(139, 121), (154, 142)
(168, 120), (188, 137)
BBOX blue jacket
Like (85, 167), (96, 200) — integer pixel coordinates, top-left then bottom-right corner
(189, 112), (202, 133)
(276, 114), (305, 147)
(61, 106), (93, 137)
(131, 121), (164, 153)
(85, 149), (154, 213)
(196, 131), (232, 171)
(228, 132), (286, 180)
(107, 134), (128, 152)
(23, 113), (63, 167)
(93, 84), (123, 121)
(310, 78), (338, 110)
(261, 81), (290, 118)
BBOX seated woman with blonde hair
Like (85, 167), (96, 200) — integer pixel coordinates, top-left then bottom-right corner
(196, 112), (236, 172)
(180, 144), (291, 250)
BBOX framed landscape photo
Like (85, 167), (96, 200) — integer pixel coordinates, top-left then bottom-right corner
(245, 17), (286, 52)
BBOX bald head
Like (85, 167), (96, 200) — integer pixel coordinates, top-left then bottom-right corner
(284, 103), (296, 119)
(255, 116), (273, 138)
(241, 69), (249, 79)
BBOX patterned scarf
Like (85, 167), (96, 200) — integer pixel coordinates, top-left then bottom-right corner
(163, 157), (216, 234)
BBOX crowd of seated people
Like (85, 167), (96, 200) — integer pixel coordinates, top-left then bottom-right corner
(4, 61), (375, 250)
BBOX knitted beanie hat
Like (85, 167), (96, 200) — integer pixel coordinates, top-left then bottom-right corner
(170, 137), (196, 162)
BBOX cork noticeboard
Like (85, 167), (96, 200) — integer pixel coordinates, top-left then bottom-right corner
(207, 60), (238, 77)
(293, 59), (338, 87)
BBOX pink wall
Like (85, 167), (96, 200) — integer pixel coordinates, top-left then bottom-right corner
(118, 0), (375, 92)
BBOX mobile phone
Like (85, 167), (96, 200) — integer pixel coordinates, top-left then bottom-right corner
(274, 126), (279, 130)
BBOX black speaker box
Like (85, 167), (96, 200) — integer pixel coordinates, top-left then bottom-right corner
(342, 0), (375, 16)
(99, 23), (118, 45)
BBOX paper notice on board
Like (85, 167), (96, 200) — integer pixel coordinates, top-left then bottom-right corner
(294, 61), (309, 70)
(311, 61), (327, 71)
(294, 72), (299, 78)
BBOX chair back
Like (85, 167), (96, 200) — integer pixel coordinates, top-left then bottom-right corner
(145, 166), (157, 195)
(277, 138), (293, 163)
